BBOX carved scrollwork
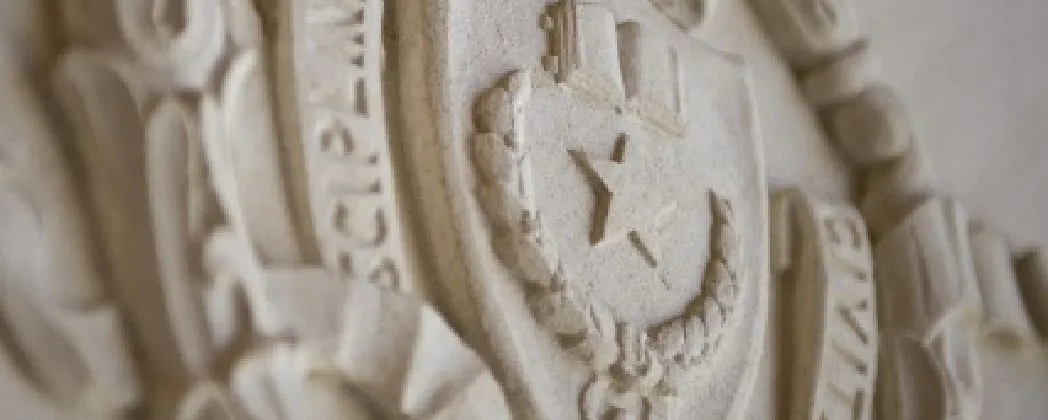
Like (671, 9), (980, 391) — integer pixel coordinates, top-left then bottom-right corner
(471, 70), (745, 419)
(27, 0), (514, 418)
(114, 0), (228, 89)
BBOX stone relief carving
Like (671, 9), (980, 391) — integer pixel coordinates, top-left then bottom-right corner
(288, 0), (414, 294)
(799, 40), (879, 108)
(771, 188), (877, 420)
(749, 2), (997, 420)
(823, 84), (914, 167)
(1014, 250), (1048, 342)
(571, 133), (680, 267)
(969, 223), (1037, 348)
(750, 0), (932, 238)
(5, 0), (1040, 418)
(873, 199), (983, 420)
(472, 68), (745, 420)
(750, 0), (861, 67)
(0, 0), (513, 417)
(0, 63), (141, 417)
(392, 0), (767, 417)
(649, 0), (715, 32)
(543, 1), (685, 138)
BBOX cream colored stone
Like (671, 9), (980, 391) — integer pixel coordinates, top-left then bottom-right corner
(969, 223), (1037, 348)
(398, 1), (768, 417)
(114, 0), (227, 89)
(0, 55), (141, 416)
(801, 40), (880, 108)
(750, 0), (862, 66)
(861, 144), (939, 238)
(825, 84), (914, 166)
(146, 98), (213, 375)
(618, 21), (685, 136)
(11, 0), (1048, 418)
(545, 0), (626, 104)
(210, 50), (303, 265)
(0, 0), (516, 418)
(943, 199), (985, 320)
(874, 198), (982, 420)
(772, 188), (877, 420)
(289, 0), (417, 296)
(650, 0), (716, 32)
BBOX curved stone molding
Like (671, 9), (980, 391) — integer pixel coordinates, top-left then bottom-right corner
(287, 0), (417, 295)
(210, 50), (303, 265)
(772, 188), (877, 420)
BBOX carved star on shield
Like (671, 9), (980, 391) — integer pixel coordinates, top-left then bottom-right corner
(571, 134), (677, 267)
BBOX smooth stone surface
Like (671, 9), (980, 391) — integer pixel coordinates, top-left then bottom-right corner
(824, 84), (913, 166)
(969, 223), (1038, 348)
(860, 144), (938, 239)
(801, 40), (880, 107)
(873, 198), (983, 420)
(749, 0), (862, 67)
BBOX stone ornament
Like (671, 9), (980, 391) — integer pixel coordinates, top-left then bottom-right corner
(0, 63), (140, 417)
(287, 0), (414, 293)
(1014, 250), (1048, 341)
(543, 0), (686, 138)
(800, 40), (880, 108)
(859, 145), (940, 239)
(650, 0), (717, 32)
(748, 0), (929, 238)
(873, 199), (983, 420)
(0, 0), (512, 418)
(823, 84), (914, 166)
(395, 0), (768, 418)
(969, 223), (1037, 348)
(771, 188), (878, 420)
(472, 72), (744, 415)
(749, 0), (862, 67)
(749, 7), (997, 419)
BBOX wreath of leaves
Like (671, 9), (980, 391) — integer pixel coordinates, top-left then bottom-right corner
(470, 70), (745, 417)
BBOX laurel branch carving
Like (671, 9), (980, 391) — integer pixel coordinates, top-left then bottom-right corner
(470, 70), (745, 418)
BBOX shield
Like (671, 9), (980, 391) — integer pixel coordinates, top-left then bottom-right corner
(395, 0), (769, 418)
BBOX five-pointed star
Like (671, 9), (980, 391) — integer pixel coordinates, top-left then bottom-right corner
(572, 135), (677, 267)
